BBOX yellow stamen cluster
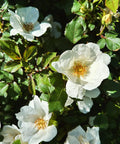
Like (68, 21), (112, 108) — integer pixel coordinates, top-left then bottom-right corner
(35, 118), (47, 130)
(23, 23), (34, 32)
(72, 62), (88, 77)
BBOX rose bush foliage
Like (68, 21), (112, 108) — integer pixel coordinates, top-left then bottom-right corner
(0, 0), (120, 144)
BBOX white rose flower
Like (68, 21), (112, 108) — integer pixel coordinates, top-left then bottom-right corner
(64, 125), (100, 144)
(44, 14), (62, 38)
(9, 6), (51, 41)
(52, 42), (111, 90)
(65, 80), (100, 114)
(0, 124), (27, 144)
(16, 95), (57, 144)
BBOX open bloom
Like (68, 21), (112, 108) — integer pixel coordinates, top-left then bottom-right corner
(0, 124), (27, 144)
(64, 125), (100, 144)
(65, 80), (100, 114)
(9, 6), (51, 41)
(16, 95), (57, 144)
(52, 42), (111, 90)
(44, 14), (62, 38)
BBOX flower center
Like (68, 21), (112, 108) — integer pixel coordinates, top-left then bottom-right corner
(78, 135), (89, 144)
(22, 23), (34, 32)
(72, 61), (88, 77)
(34, 118), (47, 130)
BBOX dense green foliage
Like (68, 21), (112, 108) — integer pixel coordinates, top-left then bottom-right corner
(0, 0), (120, 143)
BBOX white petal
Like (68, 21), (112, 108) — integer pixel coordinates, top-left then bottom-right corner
(44, 14), (53, 23)
(16, 6), (39, 24)
(50, 22), (62, 38)
(9, 10), (23, 30)
(29, 125), (57, 144)
(66, 80), (85, 99)
(20, 32), (34, 41)
(72, 44), (97, 65)
(86, 42), (101, 56)
(85, 88), (100, 98)
(86, 127), (100, 144)
(31, 22), (41, 37)
(36, 22), (51, 36)
(64, 135), (80, 144)
(21, 122), (37, 142)
(65, 96), (74, 107)
(82, 61), (110, 90)
(15, 105), (39, 123)
(68, 125), (86, 138)
(1, 125), (20, 143)
(29, 95), (49, 119)
(10, 29), (22, 36)
(52, 50), (78, 75)
(99, 53), (111, 65)
(89, 116), (96, 126)
(77, 97), (93, 114)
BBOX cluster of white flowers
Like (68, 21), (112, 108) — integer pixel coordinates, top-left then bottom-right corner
(0, 6), (111, 144)
(9, 6), (61, 41)
(52, 42), (111, 113)
(0, 96), (57, 144)
(0, 96), (100, 144)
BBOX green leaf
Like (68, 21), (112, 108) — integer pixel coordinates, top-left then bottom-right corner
(42, 52), (57, 67)
(12, 140), (21, 144)
(4, 61), (22, 73)
(28, 75), (36, 95)
(0, 70), (14, 81)
(0, 82), (9, 96)
(49, 73), (66, 89)
(65, 17), (86, 44)
(40, 93), (50, 101)
(36, 57), (43, 66)
(49, 89), (67, 112)
(23, 46), (37, 62)
(0, 1), (8, 10)
(94, 114), (109, 129)
(35, 74), (55, 94)
(105, 0), (119, 13)
(71, 0), (80, 13)
(13, 82), (21, 94)
(88, 23), (95, 31)
(105, 33), (120, 51)
(0, 39), (21, 60)
(97, 38), (106, 49)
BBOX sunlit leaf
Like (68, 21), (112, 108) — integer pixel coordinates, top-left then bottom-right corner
(105, 0), (119, 13)
(23, 46), (37, 62)
(105, 33), (120, 51)
(35, 74), (55, 94)
(0, 82), (9, 96)
(12, 140), (21, 144)
(4, 61), (22, 73)
(42, 52), (57, 68)
(0, 39), (21, 60)
(65, 17), (86, 44)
